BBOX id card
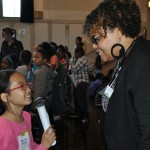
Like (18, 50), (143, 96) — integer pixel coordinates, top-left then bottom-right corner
(104, 85), (114, 98)
(18, 131), (30, 150)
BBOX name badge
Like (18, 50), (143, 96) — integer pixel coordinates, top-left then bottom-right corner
(18, 131), (30, 150)
(104, 85), (114, 98)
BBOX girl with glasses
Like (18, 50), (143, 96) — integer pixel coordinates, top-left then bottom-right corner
(0, 69), (56, 150)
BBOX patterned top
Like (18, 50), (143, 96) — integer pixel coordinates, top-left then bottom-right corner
(101, 61), (120, 112)
(32, 65), (56, 100)
(70, 56), (89, 85)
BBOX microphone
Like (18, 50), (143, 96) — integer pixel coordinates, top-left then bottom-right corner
(34, 97), (56, 146)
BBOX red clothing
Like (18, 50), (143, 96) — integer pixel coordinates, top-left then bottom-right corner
(49, 55), (58, 69)
(59, 58), (68, 69)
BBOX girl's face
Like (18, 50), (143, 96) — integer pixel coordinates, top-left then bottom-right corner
(1, 58), (11, 70)
(33, 52), (45, 66)
(7, 72), (32, 108)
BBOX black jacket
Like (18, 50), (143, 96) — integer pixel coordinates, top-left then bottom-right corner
(0, 38), (24, 63)
(104, 36), (150, 150)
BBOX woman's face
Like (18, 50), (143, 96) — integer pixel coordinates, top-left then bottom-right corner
(93, 29), (119, 62)
(7, 72), (32, 108)
(2, 31), (10, 41)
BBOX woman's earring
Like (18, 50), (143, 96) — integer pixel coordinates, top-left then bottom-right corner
(111, 43), (125, 59)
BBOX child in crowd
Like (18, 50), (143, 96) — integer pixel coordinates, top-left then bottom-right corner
(0, 69), (56, 150)
(32, 49), (56, 142)
(51, 45), (67, 121)
(57, 45), (68, 70)
(70, 47), (89, 123)
(49, 42), (58, 71)
(1, 54), (19, 70)
(16, 50), (32, 80)
(75, 36), (87, 52)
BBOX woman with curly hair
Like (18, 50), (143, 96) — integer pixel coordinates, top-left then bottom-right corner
(84, 0), (150, 150)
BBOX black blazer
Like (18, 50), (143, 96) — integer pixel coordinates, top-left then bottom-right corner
(104, 37), (150, 150)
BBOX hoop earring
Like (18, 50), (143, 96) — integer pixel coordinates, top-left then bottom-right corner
(111, 43), (125, 59)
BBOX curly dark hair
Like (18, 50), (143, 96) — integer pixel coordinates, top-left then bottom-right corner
(83, 0), (141, 39)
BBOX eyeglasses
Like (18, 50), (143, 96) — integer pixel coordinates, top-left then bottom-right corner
(92, 35), (100, 45)
(5, 82), (31, 93)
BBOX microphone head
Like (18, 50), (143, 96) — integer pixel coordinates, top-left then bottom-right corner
(34, 97), (45, 107)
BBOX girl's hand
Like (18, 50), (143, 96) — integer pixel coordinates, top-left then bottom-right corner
(41, 126), (56, 149)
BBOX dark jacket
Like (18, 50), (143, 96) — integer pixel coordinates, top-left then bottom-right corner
(104, 36), (150, 150)
(0, 38), (24, 63)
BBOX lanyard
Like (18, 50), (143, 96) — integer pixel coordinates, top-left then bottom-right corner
(109, 60), (121, 87)
(109, 40), (135, 88)
(102, 40), (136, 112)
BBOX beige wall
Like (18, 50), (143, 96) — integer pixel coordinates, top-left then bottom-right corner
(136, 0), (150, 39)
(0, 0), (150, 64)
(42, 0), (101, 20)
(44, 0), (100, 11)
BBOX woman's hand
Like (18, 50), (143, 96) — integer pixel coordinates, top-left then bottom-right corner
(41, 126), (56, 149)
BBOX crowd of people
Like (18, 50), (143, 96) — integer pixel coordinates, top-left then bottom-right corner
(0, 0), (150, 150)
(0, 26), (92, 149)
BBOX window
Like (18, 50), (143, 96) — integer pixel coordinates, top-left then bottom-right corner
(0, 0), (34, 22)
(2, 0), (20, 17)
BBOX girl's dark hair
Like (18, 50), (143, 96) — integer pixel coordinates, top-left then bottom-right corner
(57, 45), (66, 59)
(36, 49), (51, 61)
(57, 45), (66, 53)
(2, 26), (16, 38)
(0, 69), (16, 115)
(49, 41), (58, 55)
(20, 50), (32, 65)
(41, 41), (51, 51)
